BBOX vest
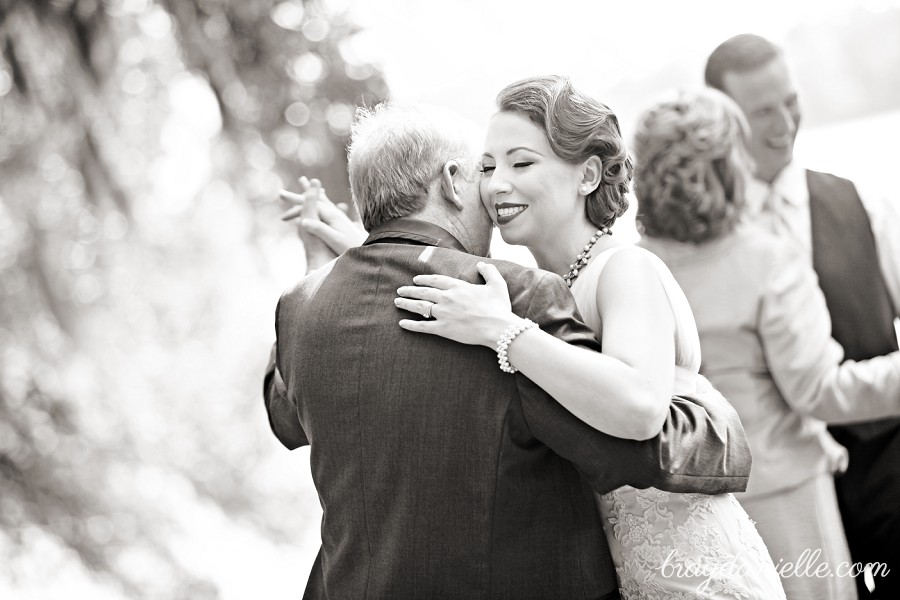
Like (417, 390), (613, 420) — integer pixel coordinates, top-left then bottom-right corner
(808, 169), (900, 442)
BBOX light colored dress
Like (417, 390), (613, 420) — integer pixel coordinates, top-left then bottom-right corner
(570, 245), (786, 600)
(640, 227), (884, 600)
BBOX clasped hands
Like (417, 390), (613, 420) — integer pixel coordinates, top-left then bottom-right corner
(279, 176), (368, 268)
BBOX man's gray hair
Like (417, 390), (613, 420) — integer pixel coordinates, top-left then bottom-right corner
(347, 103), (479, 231)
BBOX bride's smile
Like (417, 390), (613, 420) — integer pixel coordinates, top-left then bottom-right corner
(494, 202), (528, 224)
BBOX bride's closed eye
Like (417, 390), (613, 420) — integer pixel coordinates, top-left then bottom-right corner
(479, 164), (495, 174)
(513, 161), (533, 169)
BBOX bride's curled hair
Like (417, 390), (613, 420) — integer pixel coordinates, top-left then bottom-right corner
(633, 88), (752, 244)
(496, 76), (633, 230)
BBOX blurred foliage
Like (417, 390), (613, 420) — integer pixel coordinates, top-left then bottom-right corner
(0, 0), (386, 596)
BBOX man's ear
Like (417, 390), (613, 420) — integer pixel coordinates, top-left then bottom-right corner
(579, 156), (603, 196)
(440, 160), (465, 211)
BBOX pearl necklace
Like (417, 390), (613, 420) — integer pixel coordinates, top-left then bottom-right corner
(562, 227), (611, 288)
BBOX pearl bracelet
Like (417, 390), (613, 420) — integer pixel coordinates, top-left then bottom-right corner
(496, 318), (538, 374)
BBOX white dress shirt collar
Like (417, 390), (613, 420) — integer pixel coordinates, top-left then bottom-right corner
(743, 160), (813, 254)
(745, 160), (809, 214)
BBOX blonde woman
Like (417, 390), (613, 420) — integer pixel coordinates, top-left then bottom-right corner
(635, 87), (900, 600)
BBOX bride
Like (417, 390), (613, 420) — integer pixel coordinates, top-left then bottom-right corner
(392, 76), (785, 599)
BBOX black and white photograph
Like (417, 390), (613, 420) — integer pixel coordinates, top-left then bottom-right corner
(1, 0), (899, 598)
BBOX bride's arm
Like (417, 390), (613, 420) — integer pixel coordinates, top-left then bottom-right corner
(396, 254), (676, 441)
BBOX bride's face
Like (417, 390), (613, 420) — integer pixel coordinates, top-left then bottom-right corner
(479, 111), (584, 249)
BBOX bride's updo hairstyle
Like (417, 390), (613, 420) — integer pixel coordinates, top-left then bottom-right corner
(633, 87), (752, 244)
(495, 75), (634, 230)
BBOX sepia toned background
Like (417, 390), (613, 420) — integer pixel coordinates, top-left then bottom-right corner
(1, 0), (898, 597)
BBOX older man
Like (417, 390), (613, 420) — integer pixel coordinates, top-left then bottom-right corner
(264, 103), (750, 599)
(707, 34), (900, 599)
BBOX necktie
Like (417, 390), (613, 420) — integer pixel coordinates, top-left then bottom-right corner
(762, 186), (793, 238)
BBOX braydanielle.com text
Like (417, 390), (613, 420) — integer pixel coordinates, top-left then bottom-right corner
(660, 548), (890, 594)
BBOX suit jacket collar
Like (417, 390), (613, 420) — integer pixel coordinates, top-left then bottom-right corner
(363, 217), (469, 253)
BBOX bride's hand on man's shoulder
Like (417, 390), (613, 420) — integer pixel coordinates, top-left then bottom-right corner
(394, 262), (522, 347)
(279, 175), (368, 255)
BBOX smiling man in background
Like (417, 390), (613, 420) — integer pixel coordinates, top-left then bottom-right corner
(706, 33), (900, 599)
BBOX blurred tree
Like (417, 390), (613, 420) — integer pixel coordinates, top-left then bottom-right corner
(0, 0), (386, 596)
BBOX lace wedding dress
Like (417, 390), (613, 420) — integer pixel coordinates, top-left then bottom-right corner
(570, 246), (786, 600)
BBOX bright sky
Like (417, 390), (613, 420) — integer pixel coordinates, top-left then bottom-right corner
(344, 0), (899, 129)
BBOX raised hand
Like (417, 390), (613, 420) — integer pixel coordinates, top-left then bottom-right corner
(280, 176), (368, 257)
(395, 262), (523, 347)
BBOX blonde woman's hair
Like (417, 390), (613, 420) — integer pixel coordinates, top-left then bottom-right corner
(634, 87), (753, 244)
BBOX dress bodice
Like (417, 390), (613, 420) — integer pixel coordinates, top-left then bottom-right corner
(569, 244), (786, 599)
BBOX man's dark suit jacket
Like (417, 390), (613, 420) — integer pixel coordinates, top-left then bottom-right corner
(266, 218), (751, 600)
